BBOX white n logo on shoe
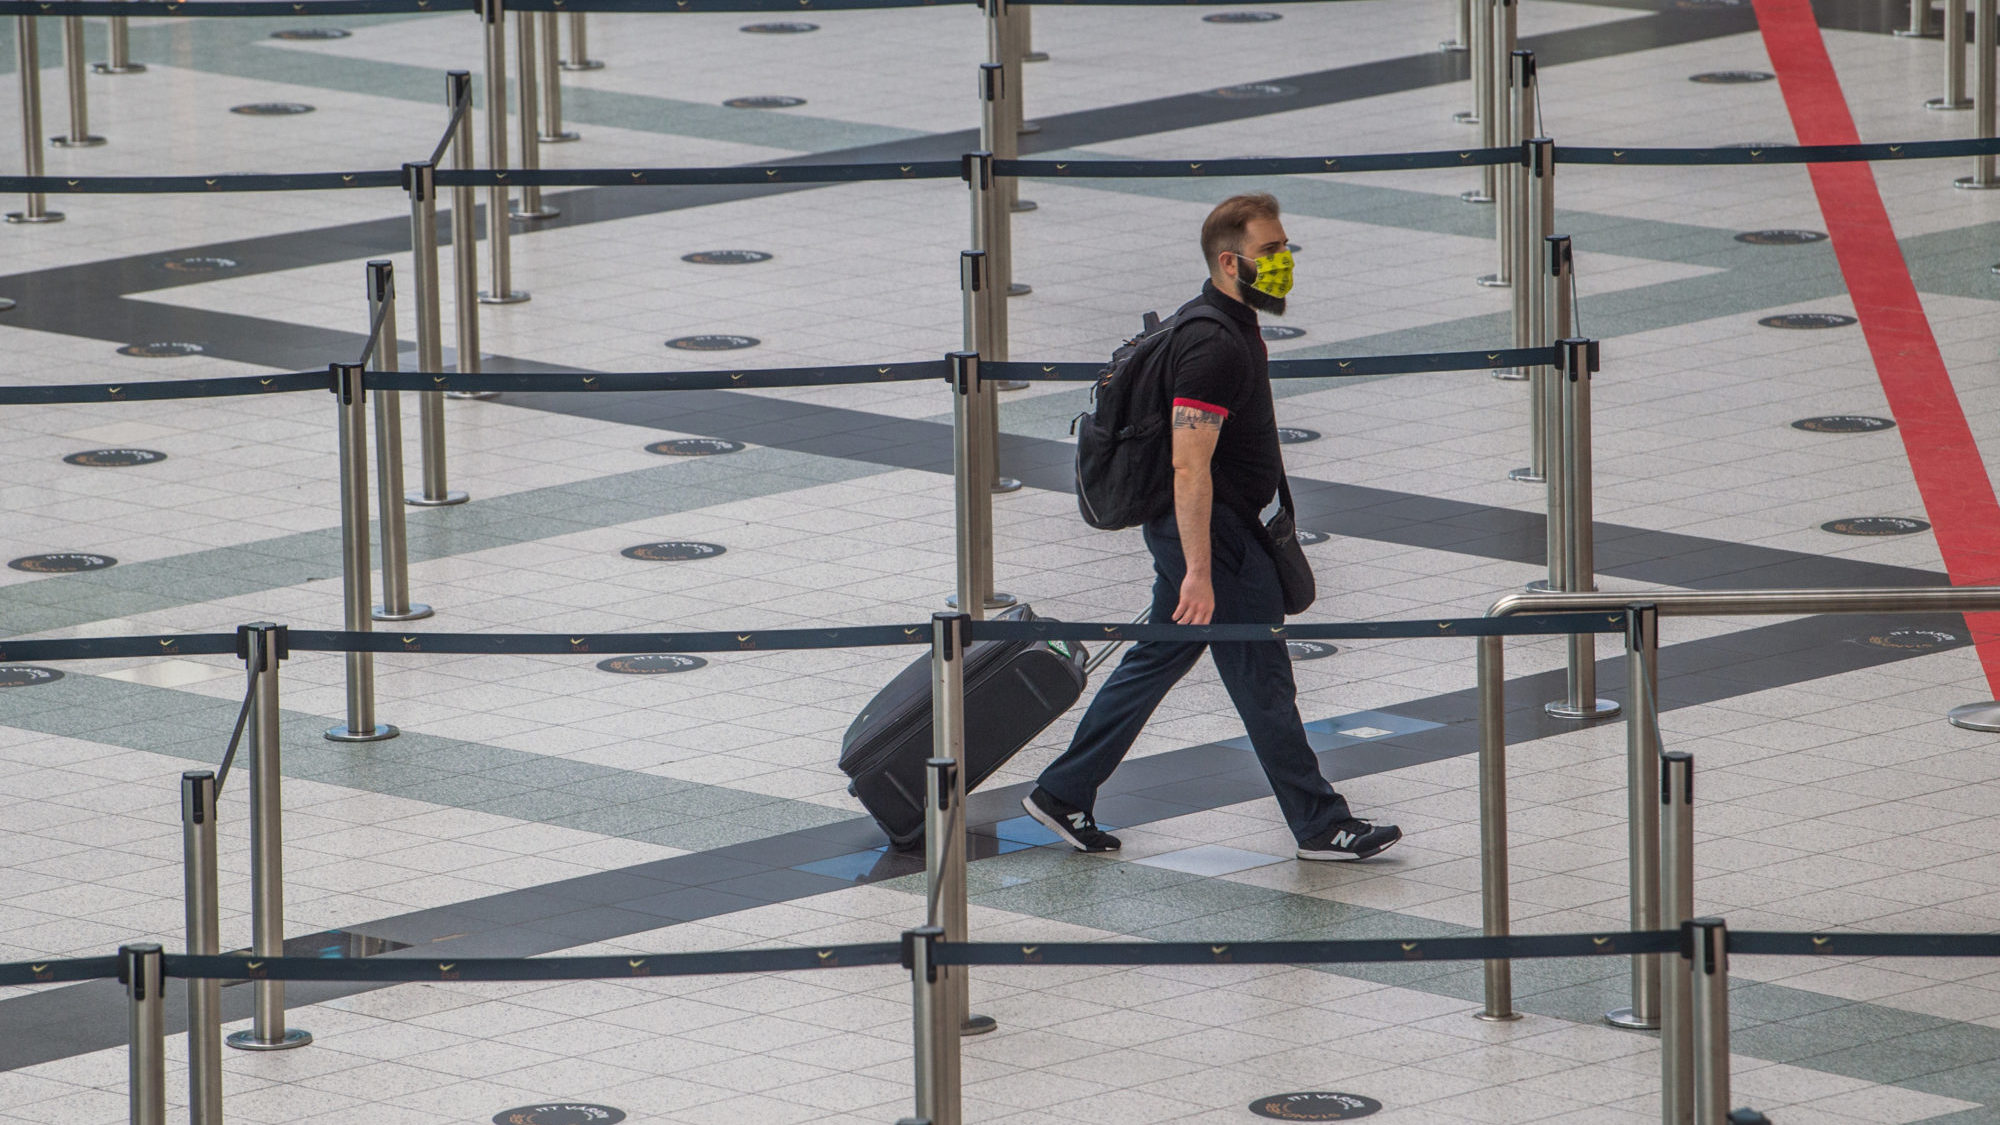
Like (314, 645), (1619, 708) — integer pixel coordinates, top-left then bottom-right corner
(1067, 812), (1089, 830)
(1331, 830), (1358, 849)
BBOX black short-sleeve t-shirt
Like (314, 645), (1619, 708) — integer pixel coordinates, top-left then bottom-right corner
(1164, 280), (1282, 526)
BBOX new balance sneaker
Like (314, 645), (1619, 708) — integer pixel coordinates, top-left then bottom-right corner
(1296, 819), (1402, 862)
(1021, 787), (1121, 852)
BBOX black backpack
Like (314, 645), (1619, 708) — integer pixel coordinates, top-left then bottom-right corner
(1072, 305), (1233, 530)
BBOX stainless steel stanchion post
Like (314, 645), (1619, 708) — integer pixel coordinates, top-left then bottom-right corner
(122, 944), (165, 1125)
(561, 12), (602, 70)
(1607, 603), (1659, 1029)
(1475, 634), (1520, 1022)
(1660, 749), (1695, 1125)
(950, 348), (987, 620)
(326, 364), (397, 744)
(929, 612), (992, 1040)
(1900, 0), (1936, 35)
(1511, 137), (1553, 476)
(440, 70), (496, 416)
(1021, 6), (1047, 62)
(412, 140), (474, 501)
(906, 925), (955, 1125)
(964, 160), (1020, 605)
(366, 259), (432, 623)
(51, 16), (104, 147)
(182, 772), (222, 1125)
(1478, 29), (1518, 291)
(94, 7), (144, 74)
(479, 0), (528, 303)
(1547, 338), (1620, 721)
(1931, 0), (1972, 108)
(1689, 918), (1732, 1125)
(9, 17), (64, 224)
(229, 623), (312, 1050)
(1443, 0), (1470, 51)
(978, 50), (1031, 295)
(538, 12), (577, 142)
(1536, 235), (1573, 588)
(512, 11), (557, 220)
(1959, 0), (1999, 188)
(1458, 0), (1492, 181)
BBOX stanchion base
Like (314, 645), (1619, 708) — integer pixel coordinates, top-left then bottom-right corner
(1526, 579), (1552, 592)
(1018, 121), (1042, 136)
(1475, 273), (1511, 288)
(945, 592), (1020, 610)
(226, 1028), (312, 1051)
(1893, 27), (1939, 36)
(1990, 262), (2000, 275)
(559, 59), (605, 71)
(1926, 97), (1974, 110)
(539, 130), (582, 142)
(327, 723), (399, 742)
(1546, 698), (1622, 721)
(51, 135), (107, 148)
(373, 603), (434, 622)
(1459, 188), (1492, 203)
(961, 1014), (998, 1036)
(406, 490), (470, 507)
(478, 290), (531, 305)
(6, 211), (65, 224)
(1947, 701), (2000, 731)
(510, 205), (561, 220)
(92, 62), (146, 74)
(443, 391), (500, 401)
(1008, 283), (1032, 296)
(1490, 368), (1527, 381)
(993, 477), (1023, 494)
(1452, 110), (1480, 123)
(1440, 40), (1469, 53)
(1011, 199), (1039, 213)
(1955, 175), (2000, 190)
(1473, 1009), (1523, 1023)
(995, 380), (1030, 391)
(0, 298), (15, 311)
(1603, 1007), (1659, 1031)
(1507, 466), (1544, 482)
(1024, 50), (1049, 62)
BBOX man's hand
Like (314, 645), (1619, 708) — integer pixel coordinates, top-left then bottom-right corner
(1174, 572), (1216, 625)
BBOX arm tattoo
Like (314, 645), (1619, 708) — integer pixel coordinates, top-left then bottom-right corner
(1172, 404), (1225, 431)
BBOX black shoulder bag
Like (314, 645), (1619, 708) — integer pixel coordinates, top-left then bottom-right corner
(1261, 474), (1316, 616)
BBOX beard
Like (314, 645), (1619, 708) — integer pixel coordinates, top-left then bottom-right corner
(1234, 260), (1287, 317)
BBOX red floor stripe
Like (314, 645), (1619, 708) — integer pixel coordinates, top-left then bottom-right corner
(1753, 0), (2000, 693)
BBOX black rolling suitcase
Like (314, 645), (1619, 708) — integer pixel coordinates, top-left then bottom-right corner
(840, 604), (1088, 848)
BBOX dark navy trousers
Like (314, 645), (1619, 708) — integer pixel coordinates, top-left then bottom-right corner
(1037, 509), (1351, 843)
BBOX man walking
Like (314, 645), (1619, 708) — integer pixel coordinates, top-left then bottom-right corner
(1023, 192), (1402, 862)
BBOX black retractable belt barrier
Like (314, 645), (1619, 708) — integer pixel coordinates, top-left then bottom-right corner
(1559, 137), (2000, 165)
(0, 371), (329, 406)
(1728, 932), (2000, 957)
(968, 612), (1629, 644)
(0, 173), (402, 194)
(0, 956), (123, 987)
(0, 635), (240, 662)
(934, 930), (1686, 968)
(985, 346), (1564, 383)
(163, 943), (906, 982)
(435, 162), (965, 187)
(998, 148), (1521, 179)
(364, 362), (949, 394)
(285, 625), (936, 655)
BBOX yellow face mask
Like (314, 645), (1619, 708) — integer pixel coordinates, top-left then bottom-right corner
(1238, 248), (1294, 299)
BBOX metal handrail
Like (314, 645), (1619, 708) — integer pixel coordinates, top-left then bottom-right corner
(1490, 584), (2000, 618)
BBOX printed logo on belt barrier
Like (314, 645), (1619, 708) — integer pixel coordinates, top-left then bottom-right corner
(1249, 1092), (1381, 1120)
(1203, 10), (1282, 21)
(597, 654), (708, 675)
(1863, 628), (1961, 651)
(0, 666), (63, 689)
(740, 21), (818, 32)
(161, 256), (240, 273)
(1286, 641), (1337, 662)
(724, 96), (807, 109)
(1792, 415), (1895, 433)
(1758, 313), (1856, 329)
(1735, 229), (1826, 245)
(1295, 529), (1330, 545)
(621, 542), (727, 562)
(63, 449), (166, 468)
(682, 250), (773, 265)
(9, 553), (116, 573)
(666, 335), (760, 351)
(1820, 516), (1931, 536)
(271, 28), (351, 39)
(118, 342), (204, 357)
(1261, 326), (1306, 341)
(1691, 71), (1774, 84)
(230, 103), (316, 116)
(1276, 428), (1320, 444)
(493, 1105), (626, 1125)
(1205, 83), (1298, 99)
(647, 438), (746, 456)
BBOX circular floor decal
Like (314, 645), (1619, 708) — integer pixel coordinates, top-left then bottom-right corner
(0, 666), (63, 689)
(1262, 325), (1306, 341)
(666, 335), (759, 351)
(723, 96), (806, 109)
(230, 103), (316, 116)
(1203, 10), (1282, 20)
(1206, 83), (1298, 99)
(740, 21), (817, 32)
(1286, 641), (1338, 662)
(621, 542), (726, 562)
(681, 250), (773, 265)
(1690, 71), (1774, 83)
(119, 341), (204, 357)
(271, 28), (351, 39)
(64, 448), (166, 467)
(1249, 1092), (1381, 1120)
(1758, 313), (1856, 329)
(1735, 229), (1826, 245)
(1821, 516), (1930, 536)
(1296, 529), (1330, 546)
(646, 438), (746, 456)
(1862, 628), (1960, 651)
(597, 654), (708, 675)
(161, 256), (240, 273)
(1276, 427), (1321, 444)
(493, 1106), (626, 1125)
(1792, 415), (1895, 434)
(9, 552), (116, 573)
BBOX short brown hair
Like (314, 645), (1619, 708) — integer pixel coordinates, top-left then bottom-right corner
(1200, 192), (1281, 267)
